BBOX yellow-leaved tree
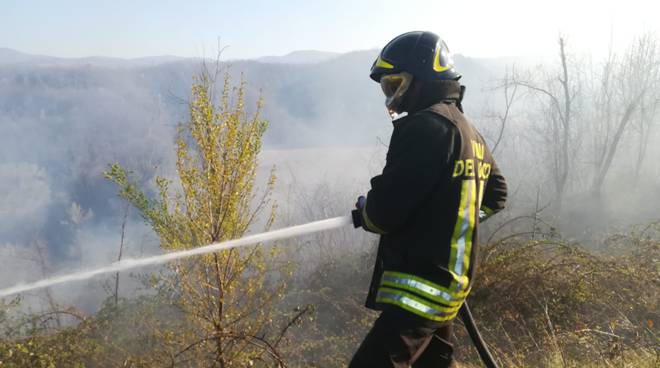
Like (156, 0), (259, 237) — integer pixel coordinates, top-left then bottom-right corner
(105, 68), (289, 367)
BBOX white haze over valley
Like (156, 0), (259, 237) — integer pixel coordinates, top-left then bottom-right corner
(0, 41), (659, 313)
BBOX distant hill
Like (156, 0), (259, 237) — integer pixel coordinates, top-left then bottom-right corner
(0, 47), (192, 68)
(0, 46), (511, 270)
(0, 48), (344, 67)
(256, 50), (341, 64)
(0, 47), (54, 64)
(0, 46), (507, 237)
(0, 47), (508, 149)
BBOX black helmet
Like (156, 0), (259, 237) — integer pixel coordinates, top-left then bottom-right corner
(370, 31), (460, 83)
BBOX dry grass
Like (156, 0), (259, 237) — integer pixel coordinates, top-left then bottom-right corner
(0, 222), (657, 367)
(455, 221), (660, 367)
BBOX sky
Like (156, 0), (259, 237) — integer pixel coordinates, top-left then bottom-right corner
(2, 0), (660, 60)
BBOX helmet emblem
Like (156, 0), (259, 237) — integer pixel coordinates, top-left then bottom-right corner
(432, 44), (451, 73)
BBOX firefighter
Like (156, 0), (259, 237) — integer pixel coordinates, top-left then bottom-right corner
(350, 31), (508, 368)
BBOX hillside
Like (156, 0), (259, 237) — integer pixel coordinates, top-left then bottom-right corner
(0, 47), (505, 148)
(0, 47), (505, 277)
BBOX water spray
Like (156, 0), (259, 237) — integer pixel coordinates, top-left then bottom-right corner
(0, 215), (353, 298)
(0, 214), (500, 367)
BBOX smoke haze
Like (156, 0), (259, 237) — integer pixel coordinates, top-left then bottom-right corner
(0, 44), (658, 312)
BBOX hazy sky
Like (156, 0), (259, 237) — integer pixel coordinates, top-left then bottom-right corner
(2, 0), (659, 59)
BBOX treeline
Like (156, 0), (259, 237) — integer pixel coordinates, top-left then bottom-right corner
(483, 34), (660, 220)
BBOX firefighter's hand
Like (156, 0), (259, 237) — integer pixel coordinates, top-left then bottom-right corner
(351, 196), (366, 228)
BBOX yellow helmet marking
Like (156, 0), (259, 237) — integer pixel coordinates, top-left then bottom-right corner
(433, 46), (451, 73)
(375, 56), (394, 69)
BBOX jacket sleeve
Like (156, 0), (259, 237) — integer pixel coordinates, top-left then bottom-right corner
(480, 159), (507, 220)
(361, 114), (457, 234)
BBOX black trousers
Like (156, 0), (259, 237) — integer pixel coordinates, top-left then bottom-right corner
(349, 307), (456, 368)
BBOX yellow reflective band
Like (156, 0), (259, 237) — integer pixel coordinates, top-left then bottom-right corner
(361, 200), (387, 234)
(463, 179), (478, 274)
(375, 56), (394, 69)
(381, 271), (467, 305)
(376, 288), (461, 322)
(478, 180), (485, 210)
(449, 180), (470, 274)
(433, 47), (451, 73)
(378, 287), (462, 314)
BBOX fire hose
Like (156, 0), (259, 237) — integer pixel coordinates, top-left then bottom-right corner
(460, 301), (499, 368)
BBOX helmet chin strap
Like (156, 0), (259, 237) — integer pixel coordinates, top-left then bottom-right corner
(385, 101), (401, 119)
(386, 96), (404, 119)
(387, 109), (403, 120)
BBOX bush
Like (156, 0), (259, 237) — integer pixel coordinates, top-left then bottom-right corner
(462, 222), (659, 367)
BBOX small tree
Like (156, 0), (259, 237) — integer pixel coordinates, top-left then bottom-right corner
(105, 67), (287, 367)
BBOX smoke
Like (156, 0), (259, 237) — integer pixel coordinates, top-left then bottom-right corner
(0, 163), (52, 239)
(0, 45), (658, 313)
(0, 62), (182, 311)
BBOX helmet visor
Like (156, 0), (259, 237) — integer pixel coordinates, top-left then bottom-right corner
(379, 72), (413, 116)
(380, 73), (408, 97)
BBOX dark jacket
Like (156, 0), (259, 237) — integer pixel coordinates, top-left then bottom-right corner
(359, 81), (507, 323)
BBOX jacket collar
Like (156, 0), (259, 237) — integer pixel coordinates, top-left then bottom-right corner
(410, 80), (465, 113)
